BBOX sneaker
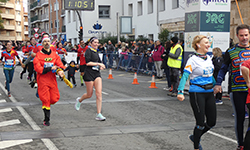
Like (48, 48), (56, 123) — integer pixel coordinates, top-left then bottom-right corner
(43, 121), (50, 126)
(75, 97), (81, 111)
(171, 93), (177, 97)
(81, 83), (84, 86)
(236, 146), (244, 150)
(20, 72), (23, 79)
(74, 84), (77, 88)
(96, 113), (106, 121)
(189, 135), (202, 150)
(245, 112), (249, 119)
(215, 99), (223, 105)
(167, 92), (173, 96)
(34, 83), (38, 88)
(169, 85), (173, 92)
(8, 92), (11, 97)
(163, 87), (171, 91)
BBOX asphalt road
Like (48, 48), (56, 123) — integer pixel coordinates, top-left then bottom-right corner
(0, 66), (248, 150)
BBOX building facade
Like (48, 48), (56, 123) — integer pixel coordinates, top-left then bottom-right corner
(0, 0), (25, 41)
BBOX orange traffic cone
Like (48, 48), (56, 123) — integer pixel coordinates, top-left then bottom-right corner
(149, 75), (158, 88)
(132, 72), (139, 84)
(107, 69), (114, 79)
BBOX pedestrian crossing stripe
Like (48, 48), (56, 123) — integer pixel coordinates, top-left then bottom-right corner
(0, 100), (6, 103)
(0, 139), (33, 149)
(0, 119), (20, 127)
(0, 108), (12, 113)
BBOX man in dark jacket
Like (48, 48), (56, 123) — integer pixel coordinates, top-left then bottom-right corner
(106, 40), (115, 68)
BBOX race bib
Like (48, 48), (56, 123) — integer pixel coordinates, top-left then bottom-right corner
(44, 62), (54, 68)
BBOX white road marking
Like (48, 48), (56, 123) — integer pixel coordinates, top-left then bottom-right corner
(208, 131), (237, 144)
(0, 139), (33, 149)
(0, 119), (20, 127)
(0, 83), (59, 150)
(93, 88), (109, 95)
(0, 100), (6, 103)
(0, 108), (12, 113)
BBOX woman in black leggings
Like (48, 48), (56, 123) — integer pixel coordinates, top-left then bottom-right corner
(177, 35), (216, 150)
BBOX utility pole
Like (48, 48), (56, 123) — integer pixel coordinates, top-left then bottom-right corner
(76, 11), (83, 41)
(56, 0), (59, 40)
(117, 12), (120, 44)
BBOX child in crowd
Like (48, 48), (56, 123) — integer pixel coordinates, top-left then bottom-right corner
(64, 61), (79, 87)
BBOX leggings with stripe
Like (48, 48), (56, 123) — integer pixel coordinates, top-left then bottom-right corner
(189, 92), (217, 149)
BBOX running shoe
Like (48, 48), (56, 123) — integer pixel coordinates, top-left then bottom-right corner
(75, 97), (81, 111)
(163, 87), (171, 91)
(189, 135), (202, 150)
(167, 92), (173, 96)
(96, 113), (106, 121)
(81, 83), (84, 86)
(215, 99), (223, 105)
(171, 93), (177, 97)
(245, 112), (249, 119)
(74, 84), (77, 88)
(34, 83), (38, 88)
(8, 92), (11, 97)
(43, 121), (50, 126)
(236, 146), (244, 150)
(20, 72), (23, 79)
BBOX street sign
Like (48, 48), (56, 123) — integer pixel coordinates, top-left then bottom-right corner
(33, 28), (39, 33)
(34, 33), (39, 39)
(64, 0), (94, 10)
(41, 31), (46, 36)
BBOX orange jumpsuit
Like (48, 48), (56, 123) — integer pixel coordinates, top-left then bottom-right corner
(33, 49), (66, 110)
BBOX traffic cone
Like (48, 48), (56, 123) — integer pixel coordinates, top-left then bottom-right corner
(107, 69), (114, 79)
(132, 72), (139, 84)
(149, 75), (158, 88)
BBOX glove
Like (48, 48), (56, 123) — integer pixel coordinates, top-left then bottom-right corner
(56, 68), (73, 88)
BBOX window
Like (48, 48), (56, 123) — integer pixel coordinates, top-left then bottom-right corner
(17, 32), (21, 36)
(46, 22), (49, 29)
(138, 1), (142, 16)
(51, 21), (53, 28)
(128, 4), (133, 16)
(99, 5), (110, 18)
(159, 0), (165, 11)
(6, 9), (10, 14)
(17, 21), (21, 26)
(148, 34), (153, 40)
(16, 11), (20, 15)
(148, 0), (153, 14)
(55, 20), (57, 28)
(16, 0), (20, 4)
(6, 31), (10, 36)
(54, 2), (59, 11)
(172, 0), (179, 9)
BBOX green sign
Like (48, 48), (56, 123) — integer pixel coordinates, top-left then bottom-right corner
(64, 0), (94, 10)
(200, 11), (230, 32)
(185, 12), (200, 32)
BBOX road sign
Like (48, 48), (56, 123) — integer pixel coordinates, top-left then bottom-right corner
(33, 28), (39, 33)
(34, 33), (39, 39)
(64, 0), (94, 10)
(41, 31), (46, 36)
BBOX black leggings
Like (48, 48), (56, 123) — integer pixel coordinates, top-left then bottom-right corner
(68, 75), (76, 85)
(189, 92), (217, 149)
(244, 104), (250, 149)
(230, 92), (248, 146)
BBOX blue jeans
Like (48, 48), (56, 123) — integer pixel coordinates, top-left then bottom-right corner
(4, 69), (14, 92)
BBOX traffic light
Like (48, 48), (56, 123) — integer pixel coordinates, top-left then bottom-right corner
(78, 26), (83, 40)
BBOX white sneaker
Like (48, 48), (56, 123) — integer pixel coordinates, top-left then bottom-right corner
(96, 113), (106, 121)
(75, 97), (81, 111)
(34, 83), (38, 88)
(163, 87), (171, 91)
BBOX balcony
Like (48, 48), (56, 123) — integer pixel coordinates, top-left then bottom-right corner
(15, 4), (21, 11)
(31, 15), (42, 23)
(16, 26), (22, 32)
(15, 15), (22, 22)
(41, 13), (49, 21)
(1, 13), (15, 19)
(0, 2), (14, 8)
(3, 25), (15, 30)
(24, 31), (29, 35)
(40, 0), (48, 6)
(0, 36), (15, 41)
(30, 1), (41, 10)
(16, 36), (22, 41)
(24, 22), (28, 26)
(62, 25), (66, 32)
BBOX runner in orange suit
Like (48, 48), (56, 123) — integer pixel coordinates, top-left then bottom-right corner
(33, 37), (66, 126)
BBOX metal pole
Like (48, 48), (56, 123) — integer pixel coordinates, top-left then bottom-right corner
(117, 12), (120, 44)
(56, 0), (59, 40)
(76, 11), (83, 41)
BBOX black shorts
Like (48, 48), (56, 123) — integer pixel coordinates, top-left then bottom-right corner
(80, 65), (86, 72)
(83, 70), (101, 81)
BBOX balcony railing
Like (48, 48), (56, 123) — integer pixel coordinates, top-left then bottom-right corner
(1, 13), (15, 19)
(41, 13), (49, 20)
(62, 25), (66, 32)
(40, 0), (48, 6)
(0, 2), (14, 8)
(30, 1), (37, 10)
(3, 25), (15, 30)
(31, 15), (42, 22)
